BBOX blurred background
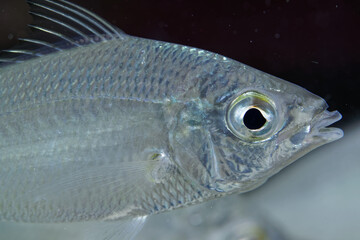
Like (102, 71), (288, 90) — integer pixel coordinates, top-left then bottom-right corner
(1, 0), (359, 239)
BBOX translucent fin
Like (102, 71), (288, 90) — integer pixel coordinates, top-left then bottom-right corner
(0, 0), (126, 66)
(79, 216), (147, 240)
(0, 217), (147, 240)
(27, 155), (161, 206)
(13, 147), (172, 223)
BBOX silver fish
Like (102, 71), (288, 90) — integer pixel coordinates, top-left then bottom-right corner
(0, 0), (343, 239)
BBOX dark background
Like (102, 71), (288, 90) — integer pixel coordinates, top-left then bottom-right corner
(1, 0), (359, 126)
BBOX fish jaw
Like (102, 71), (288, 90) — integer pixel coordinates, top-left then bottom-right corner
(290, 109), (343, 161)
(309, 110), (343, 143)
(266, 107), (343, 179)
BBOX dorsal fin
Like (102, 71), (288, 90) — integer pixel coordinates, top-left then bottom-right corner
(0, 0), (126, 66)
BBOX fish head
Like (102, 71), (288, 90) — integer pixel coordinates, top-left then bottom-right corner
(169, 61), (343, 193)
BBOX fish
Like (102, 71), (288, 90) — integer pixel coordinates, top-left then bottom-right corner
(0, 0), (343, 239)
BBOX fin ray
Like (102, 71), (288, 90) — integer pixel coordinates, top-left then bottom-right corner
(57, 0), (124, 38)
(18, 37), (62, 51)
(29, 0), (107, 41)
(0, 0), (126, 66)
(28, 23), (82, 47)
(28, 10), (94, 43)
(1, 49), (41, 56)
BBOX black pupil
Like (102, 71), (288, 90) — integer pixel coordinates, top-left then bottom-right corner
(243, 108), (266, 130)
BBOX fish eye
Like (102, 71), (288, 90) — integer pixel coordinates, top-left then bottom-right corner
(226, 91), (278, 142)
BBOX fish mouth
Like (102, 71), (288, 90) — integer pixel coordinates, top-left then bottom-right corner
(311, 110), (344, 142)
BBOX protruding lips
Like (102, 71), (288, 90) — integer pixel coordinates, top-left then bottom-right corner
(274, 109), (344, 175)
(311, 110), (344, 142)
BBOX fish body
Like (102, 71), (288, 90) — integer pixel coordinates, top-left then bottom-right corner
(0, 0), (343, 238)
(0, 37), (226, 222)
